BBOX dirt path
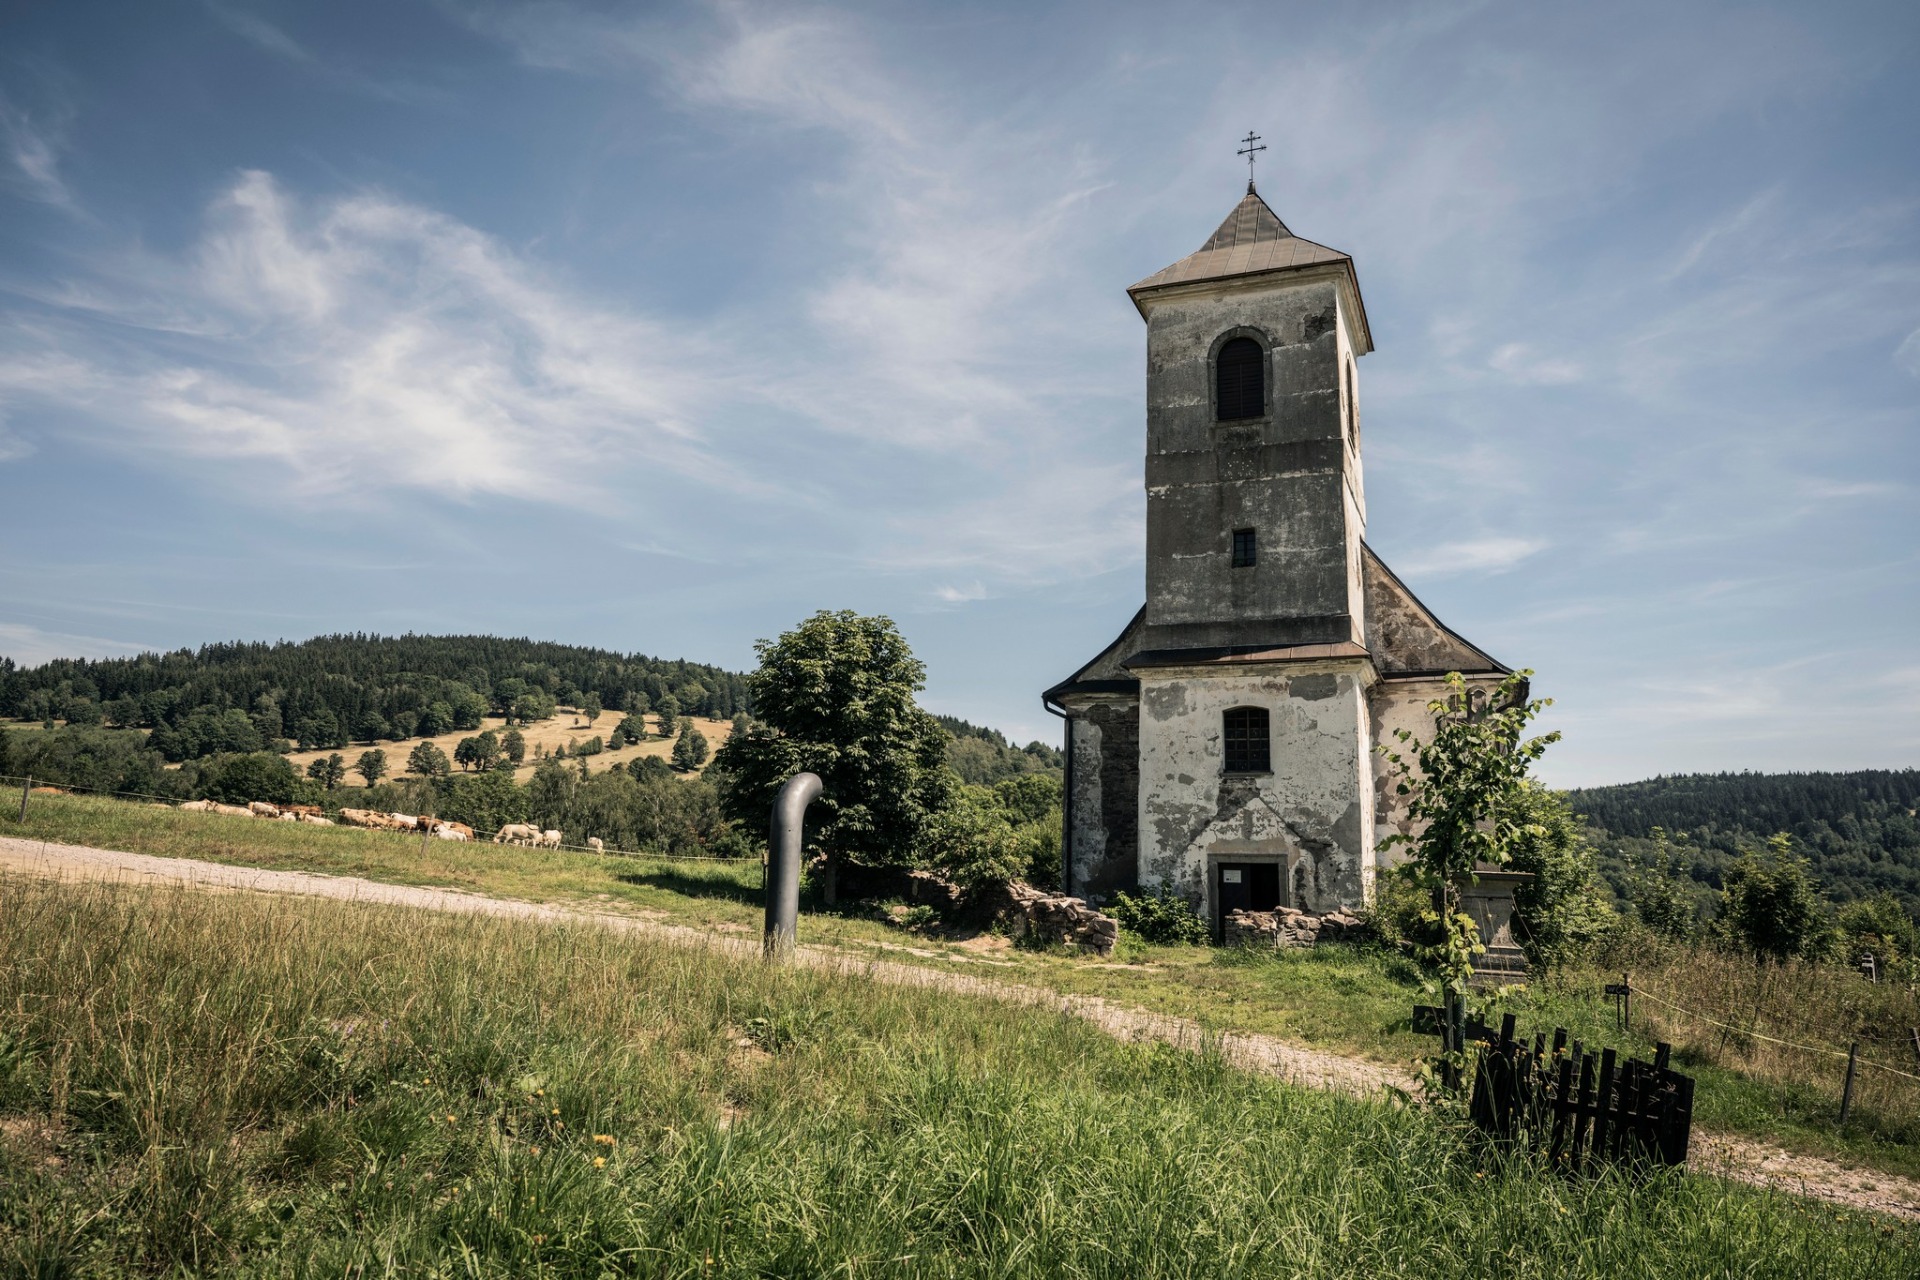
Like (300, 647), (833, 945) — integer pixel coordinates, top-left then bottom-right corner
(4, 835), (1915, 1221)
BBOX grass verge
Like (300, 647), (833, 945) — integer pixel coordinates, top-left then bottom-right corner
(3, 876), (1913, 1277)
(9, 791), (1920, 1183)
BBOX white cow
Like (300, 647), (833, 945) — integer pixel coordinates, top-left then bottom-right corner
(248, 801), (280, 818)
(539, 829), (562, 849)
(586, 837), (604, 853)
(494, 823), (541, 845)
(435, 826), (470, 842)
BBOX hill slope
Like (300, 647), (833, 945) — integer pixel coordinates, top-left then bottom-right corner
(0, 634), (749, 762)
(1568, 769), (1920, 915)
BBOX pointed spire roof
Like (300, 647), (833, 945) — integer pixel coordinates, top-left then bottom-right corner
(1128, 185), (1372, 350)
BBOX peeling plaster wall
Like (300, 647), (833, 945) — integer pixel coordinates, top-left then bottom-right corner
(1139, 276), (1367, 654)
(1367, 674), (1513, 870)
(1137, 662), (1376, 919)
(1062, 696), (1139, 900)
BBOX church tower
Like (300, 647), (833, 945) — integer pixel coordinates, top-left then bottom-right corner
(1045, 180), (1513, 935)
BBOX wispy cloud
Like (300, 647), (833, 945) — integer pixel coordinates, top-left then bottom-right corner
(0, 171), (726, 503)
(1395, 536), (1547, 578)
(0, 97), (77, 211)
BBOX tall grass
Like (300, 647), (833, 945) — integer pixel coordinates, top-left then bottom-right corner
(0, 878), (1911, 1277)
(1557, 932), (1920, 1148)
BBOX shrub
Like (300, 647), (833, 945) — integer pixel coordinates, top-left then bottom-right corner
(1110, 886), (1210, 946)
(197, 752), (307, 806)
(1718, 835), (1832, 963)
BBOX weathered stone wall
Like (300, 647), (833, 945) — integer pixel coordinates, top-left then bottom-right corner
(1222, 906), (1369, 949)
(1066, 698), (1140, 900)
(1138, 274), (1368, 655)
(990, 881), (1120, 955)
(1136, 660), (1376, 918)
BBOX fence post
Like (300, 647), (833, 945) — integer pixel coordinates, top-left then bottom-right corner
(1838, 1041), (1859, 1128)
(17, 775), (29, 822)
(1909, 1027), (1920, 1072)
(1622, 973), (1631, 1033)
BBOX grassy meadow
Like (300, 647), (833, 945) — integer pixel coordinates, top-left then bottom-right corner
(2, 876), (1913, 1278)
(9, 790), (1920, 1183)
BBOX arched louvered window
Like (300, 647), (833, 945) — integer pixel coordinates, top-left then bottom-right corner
(1222, 706), (1270, 774)
(1216, 337), (1265, 421)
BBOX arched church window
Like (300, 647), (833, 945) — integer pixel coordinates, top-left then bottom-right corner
(1216, 337), (1265, 421)
(1222, 706), (1270, 773)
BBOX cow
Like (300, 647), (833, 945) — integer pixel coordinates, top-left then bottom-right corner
(248, 801), (280, 818)
(209, 802), (253, 818)
(180, 799), (215, 812)
(389, 813), (420, 831)
(435, 826), (469, 841)
(494, 823), (541, 846)
(298, 814), (335, 826)
(539, 829), (562, 849)
(586, 837), (604, 853)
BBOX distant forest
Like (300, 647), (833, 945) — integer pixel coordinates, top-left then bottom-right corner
(935, 714), (1064, 786)
(1568, 769), (1920, 918)
(0, 635), (750, 762)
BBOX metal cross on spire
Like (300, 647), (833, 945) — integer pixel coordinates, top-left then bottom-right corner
(1237, 130), (1266, 190)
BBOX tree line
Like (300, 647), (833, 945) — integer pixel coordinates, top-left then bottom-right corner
(0, 634), (750, 763)
(1567, 769), (1920, 918)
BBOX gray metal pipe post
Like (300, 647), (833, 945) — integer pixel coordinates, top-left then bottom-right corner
(764, 771), (823, 960)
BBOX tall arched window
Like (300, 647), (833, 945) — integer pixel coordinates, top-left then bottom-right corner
(1222, 706), (1270, 773)
(1216, 337), (1265, 421)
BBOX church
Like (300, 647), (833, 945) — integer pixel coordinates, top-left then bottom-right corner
(1043, 181), (1516, 938)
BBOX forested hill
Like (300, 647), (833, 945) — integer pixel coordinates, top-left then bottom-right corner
(1568, 769), (1920, 913)
(0, 634), (748, 762)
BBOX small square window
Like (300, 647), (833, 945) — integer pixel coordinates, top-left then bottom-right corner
(1231, 528), (1256, 568)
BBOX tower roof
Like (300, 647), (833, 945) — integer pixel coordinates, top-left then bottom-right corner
(1127, 185), (1372, 350)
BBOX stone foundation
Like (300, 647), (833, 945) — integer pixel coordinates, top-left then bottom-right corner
(1223, 906), (1370, 950)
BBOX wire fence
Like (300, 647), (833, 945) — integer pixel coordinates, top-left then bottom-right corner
(0, 771), (756, 865)
(1631, 978), (1920, 1084)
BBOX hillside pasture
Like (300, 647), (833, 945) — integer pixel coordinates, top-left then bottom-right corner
(281, 709), (735, 784)
(1, 875), (1909, 1276)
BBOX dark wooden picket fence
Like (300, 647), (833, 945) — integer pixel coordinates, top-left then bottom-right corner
(1416, 1007), (1696, 1171)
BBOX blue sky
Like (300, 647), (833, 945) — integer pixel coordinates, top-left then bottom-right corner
(0, 0), (1915, 785)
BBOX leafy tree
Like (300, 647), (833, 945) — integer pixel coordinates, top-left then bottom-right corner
(655, 695), (679, 739)
(1503, 782), (1616, 968)
(628, 755), (674, 783)
(453, 736), (481, 772)
(407, 741), (451, 780)
(1836, 892), (1919, 978)
(672, 722), (708, 771)
(616, 713), (647, 743)
(294, 709), (345, 751)
(923, 780), (1024, 886)
(307, 753), (347, 789)
(389, 710), (417, 741)
(1377, 669), (1559, 1000)
(470, 729), (501, 771)
(580, 693), (602, 724)
(1623, 829), (1700, 941)
(199, 753), (304, 805)
(712, 610), (952, 902)
(419, 702), (454, 737)
(1719, 835), (1831, 963)
(355, 749), (388, 787)
(501, 728), (526, 764)
(608, 725), (627, 750)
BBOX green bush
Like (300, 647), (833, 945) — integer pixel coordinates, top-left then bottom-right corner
(1110, 886), (1210, 946)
